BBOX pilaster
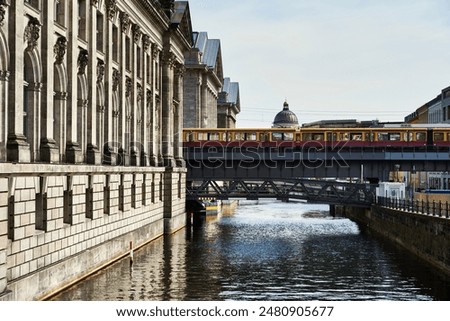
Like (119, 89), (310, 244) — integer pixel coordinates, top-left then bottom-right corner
(86, 1), (100, 164)
(7, 1), (30, 162)
(65, 0), (83, 163)
(40, 1), (59, 163)
(161, 49), (175, 167)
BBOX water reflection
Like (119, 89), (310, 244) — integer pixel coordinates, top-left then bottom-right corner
(52, 200), (450, 301)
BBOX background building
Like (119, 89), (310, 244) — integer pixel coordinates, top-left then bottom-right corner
(272, 101), (299, 128)
(217, 77), (240, 128)
(183, 31), (240, 128)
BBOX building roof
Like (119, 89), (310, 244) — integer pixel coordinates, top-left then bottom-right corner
(220, 78), (239, 104)
(193, 32), (221, 69)
(273, 101), (299, 127)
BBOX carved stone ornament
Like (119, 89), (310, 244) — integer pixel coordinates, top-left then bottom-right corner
(137, 83), (143, 101)
(146, 89), (152, 104)
(54, 36), (67, 65)
(77, 49), (89, 75)
(152, 46), (160, 60)
(112, 69), (120, 91)
(91, 0), (99, 7)
(113, 109), (120, 117)
(106, 0), (117, 21)
(0, 5), (7, 26)
(121, 12), (130, 34)
(125, 77), (132, 97)
(0, 70), (9, 81)
(175, 63), (185, 78)
(133, 24), (142, 44)
(97, 60), (105, 83)
(24, 17), (41, 50)
(143, 35), (151, 52)
(161, 51), (176, 68)
(54, 91), (68, 100)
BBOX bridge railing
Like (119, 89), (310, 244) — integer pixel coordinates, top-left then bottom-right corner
(377, 196), (450, 219)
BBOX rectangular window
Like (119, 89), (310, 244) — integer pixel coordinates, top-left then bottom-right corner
(63, 176), (73, 224)
(131, 174), (136, 209)
(96, 11), (104, 52)
(78, 0), (87, 40)
(126, 37), (131, 71)
(55, 0), (65, 26)
(146, 55), (151, 85)
(112, 25), (119, 62)
(119, 174), (125, 211)
(136, 47), (142, 78)
(8, 194), (15, 240)
(85, 175), (93, 219)
(142, 174), (147, 206)
(25, 0), (40, 10)
(36, 177), (47, 231)
(155, 61), (159, 90)
(104, 175), (110, 215)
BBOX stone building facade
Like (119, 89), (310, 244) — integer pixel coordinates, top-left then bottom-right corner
(0, 0), (192, 300)
(217, 77), (240, 128)
(183, 31), (223, 128)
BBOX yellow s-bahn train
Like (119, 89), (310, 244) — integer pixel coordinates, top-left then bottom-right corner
(183, 126), (450, 148)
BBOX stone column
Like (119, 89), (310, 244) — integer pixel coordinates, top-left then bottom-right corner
(0, 71), (9, 161)
(0, 0), (9, 162)
(103, 4), (118, 165)
(66, 0), (83, 163)
(130, 24), (141, 166)
(118, 12), (130, 166)
(40, 1), (59, 163)
(149, 45), (160, 167)
(174, 64), (184, 167)
(7, 1), (29, 162)
(86, 2), (100, 164)
(201, 74), (208, 128)
(161, 50), (175, 167)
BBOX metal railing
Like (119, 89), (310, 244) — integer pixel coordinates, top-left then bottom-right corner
(377, 196), (450, 219)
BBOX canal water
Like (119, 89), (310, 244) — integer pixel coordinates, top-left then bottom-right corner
(52, 200), (450, 301)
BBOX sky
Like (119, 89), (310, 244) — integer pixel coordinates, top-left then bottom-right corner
(187, 0), (450, 128)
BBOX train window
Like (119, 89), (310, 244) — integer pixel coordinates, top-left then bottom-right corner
(246, 133), (257, 141)
(434, 132), (444, 141)
(198, 133), (208, 141)
(209, 133), (220, 140)
(302, 133), (312, 141)
(303, 133), (323, 141)
(377, 132), (401, 141)
(415, 132), (426, 141)
(364, 132), (373, 141)
(272, 132), (283, 141)
(283, 133), (294, 141)
(350, 133), (362, 141)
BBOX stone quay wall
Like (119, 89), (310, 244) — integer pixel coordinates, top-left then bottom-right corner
(339, 205), (450, 275)
(0, 164), (186, 300)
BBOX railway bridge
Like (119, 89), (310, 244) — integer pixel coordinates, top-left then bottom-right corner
(183, 127), (450, 206)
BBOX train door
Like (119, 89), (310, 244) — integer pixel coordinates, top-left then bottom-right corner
(427, 129), (433, 147)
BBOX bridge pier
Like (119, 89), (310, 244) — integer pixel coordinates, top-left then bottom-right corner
(329, 204), (336, 217)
